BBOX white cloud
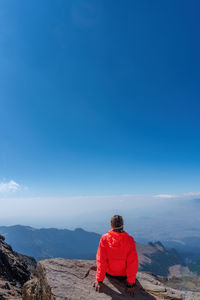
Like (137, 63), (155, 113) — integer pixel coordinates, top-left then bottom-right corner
(154, 192), (200, 200)
(0, 180), (21, 193)
(154, 194), (177, 199)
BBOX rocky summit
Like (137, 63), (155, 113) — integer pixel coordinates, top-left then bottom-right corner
(0, 234), (36, 300)
(23, 258), (200, 300)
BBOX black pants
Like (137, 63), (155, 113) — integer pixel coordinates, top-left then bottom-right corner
(106, 273), (127, 282)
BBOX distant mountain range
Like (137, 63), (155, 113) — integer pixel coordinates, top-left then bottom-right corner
(0, 225), (183, 277)
(163, 236), (200, 252)
(0, 225), (100, 261)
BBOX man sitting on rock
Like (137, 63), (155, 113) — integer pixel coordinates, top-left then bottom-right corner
(94, 215), (139, 296)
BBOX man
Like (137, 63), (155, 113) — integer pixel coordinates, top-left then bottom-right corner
(94, 215), (139, 296)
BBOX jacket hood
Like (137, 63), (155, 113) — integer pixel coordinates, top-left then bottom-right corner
(107, 230), (128, 248)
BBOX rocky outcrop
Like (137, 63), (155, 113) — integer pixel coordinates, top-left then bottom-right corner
(16, 253), (37, 277)
(0, 234), (36, 299)
(22, 258), (200, 300)
(137, 241), (182, 276)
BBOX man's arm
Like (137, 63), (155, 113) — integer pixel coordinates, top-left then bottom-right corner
(96, 236), (108, 282)
(126, 237), (139, 285)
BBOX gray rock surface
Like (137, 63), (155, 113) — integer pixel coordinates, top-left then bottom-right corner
(22, 258), (200, 300)
(0, 234), (36, 299)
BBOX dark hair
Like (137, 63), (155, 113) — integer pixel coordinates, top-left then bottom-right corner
(110, 215), (124, 228)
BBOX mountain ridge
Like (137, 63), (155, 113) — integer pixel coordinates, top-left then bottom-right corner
(0, 225), (182, 277)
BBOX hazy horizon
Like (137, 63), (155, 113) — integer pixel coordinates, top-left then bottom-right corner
(1, 192), (200, 242)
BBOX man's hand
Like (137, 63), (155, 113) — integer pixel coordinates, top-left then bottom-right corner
(93, 281), (102, 292)
(126, 286), (135, 296)
(126, 282), (135, 296)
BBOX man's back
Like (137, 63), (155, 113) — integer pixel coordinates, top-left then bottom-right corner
(96, 230), (138, 284)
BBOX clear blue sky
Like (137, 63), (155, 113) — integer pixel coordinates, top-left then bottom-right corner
(0, 0), (200, 197)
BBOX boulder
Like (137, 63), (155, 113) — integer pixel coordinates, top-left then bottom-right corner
(0, 234), (36, 299)
(22, 258), (200, 300)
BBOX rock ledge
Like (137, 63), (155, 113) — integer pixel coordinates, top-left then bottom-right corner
(22, 258), (200, 300)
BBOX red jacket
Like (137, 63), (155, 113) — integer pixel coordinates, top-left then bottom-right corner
(96, 230), (139, 284)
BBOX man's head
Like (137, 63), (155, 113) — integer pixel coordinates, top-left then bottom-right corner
(110, 215), (124, 229)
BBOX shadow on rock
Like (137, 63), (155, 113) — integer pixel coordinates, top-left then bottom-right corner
(99, 277), (156, 300)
